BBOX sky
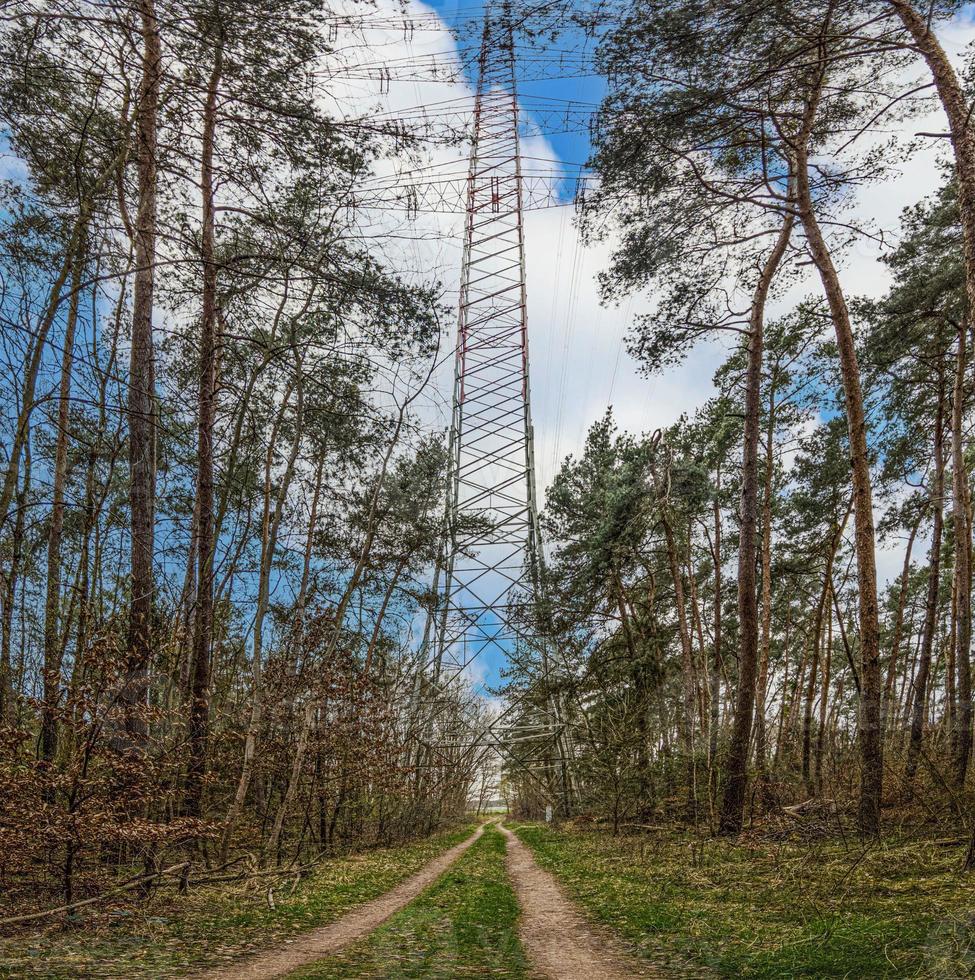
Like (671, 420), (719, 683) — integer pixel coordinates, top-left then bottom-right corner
(332, 0), (730, 488)
(337, 0), (975, 488)
(325, 0), (975, 695)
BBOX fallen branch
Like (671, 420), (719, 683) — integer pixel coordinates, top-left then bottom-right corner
(782, 798), (836, 819)
(158, 853), (325, 888)
(0, 862), (190, 928)
(201, 852), (256, 876)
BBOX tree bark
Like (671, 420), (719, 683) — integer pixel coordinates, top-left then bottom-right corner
(946, 568), (958, 738)
(709, 476), (722, 773)
(184, 37), (224, 819)
(884, 512), (921, 735)
(123, 0), (162, 753)
(40, 228), (86, 766)
(0, 437), (30, 723)
(0, 224), (86, 536)
(795, 133), (884, 834)
(799, 503), (849, 792)
(221, 371), (303, 856)
(661, 515), (697, 817)
(754, 384), (776, 784)
(719, 202), (794, 834)
(264, 700), (315, 863)
(950, 325), (972, 786)
(802, 575), (829, 793)
(906, 386), (946, 782)
(814, 588), (833, 792)
(364, 557), (409, 674)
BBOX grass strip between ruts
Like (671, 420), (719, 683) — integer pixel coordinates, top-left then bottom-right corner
(292, 822), (532, 979)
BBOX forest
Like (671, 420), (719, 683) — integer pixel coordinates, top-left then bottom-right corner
(2, 0), (975, 977)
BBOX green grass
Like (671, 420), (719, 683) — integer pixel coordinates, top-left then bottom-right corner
(0, 823), (478, 979)
(511, 822), (975, 979)
(293, 822), (532, 979)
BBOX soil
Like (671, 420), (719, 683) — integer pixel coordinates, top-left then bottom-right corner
(499, 823), (659, 980)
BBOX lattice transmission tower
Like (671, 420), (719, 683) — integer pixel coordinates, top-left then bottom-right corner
(419, 4), (573, 811)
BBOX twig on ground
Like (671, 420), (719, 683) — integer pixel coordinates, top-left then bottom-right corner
(0, 862), (190, 928)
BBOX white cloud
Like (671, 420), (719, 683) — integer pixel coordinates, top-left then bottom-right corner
(321, 0), (727, 505)
(328, 0), (975, 598)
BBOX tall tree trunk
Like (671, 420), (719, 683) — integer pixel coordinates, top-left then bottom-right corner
(773, 602), (793, 768)
(177, 494), (200, 703)
(799, 501), (851, 794)
(719, 202), (794, 834)
(796, 117), (884, 834)
(946, 569), (958, 739)
(297, 454), (326, 626)
(709, 476), (722, 773)
(262, 388), (418, 848)
(0, 442), (30, 723)
(755, 374), (778, 784)
(950, 325), (972, 786)
(661, 515), (697, 818)
(123, 0), (162, 753)
(221, 373), (303, 856)
(687, 544), (709, 735)
(801, 580), (827, 793)
(906, 387), (946, 783)
(70, 453), (97, 708)
(814, 589), (833, 792)
(884, 512), (922, 735)
(74, 273), (123, 716)
(41, 230), (86, 767)
(184, 37), (224, 819)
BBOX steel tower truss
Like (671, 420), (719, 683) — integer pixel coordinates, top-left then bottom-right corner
(420, 6), (572, 808)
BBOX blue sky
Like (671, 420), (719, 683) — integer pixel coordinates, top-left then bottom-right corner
(422, 0), (605, 177)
